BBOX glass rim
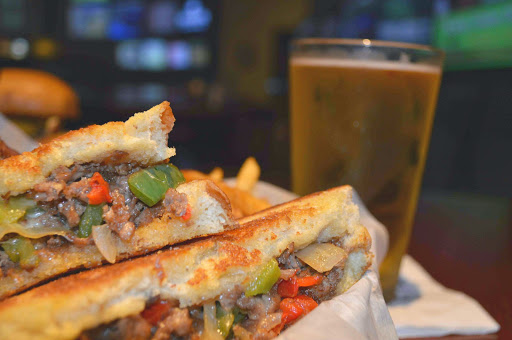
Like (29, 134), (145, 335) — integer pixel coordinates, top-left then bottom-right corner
(292, 38), (444, 57)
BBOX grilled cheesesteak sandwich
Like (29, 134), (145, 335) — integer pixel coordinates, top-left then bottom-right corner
(0, 185), (372, 340)
(0, 102), (235, 299)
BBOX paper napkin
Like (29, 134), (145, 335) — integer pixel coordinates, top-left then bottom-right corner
(388, 255), (500, 338)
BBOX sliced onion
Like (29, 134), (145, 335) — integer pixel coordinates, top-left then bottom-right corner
(92, 224), (118, 264)
(295, 243), (347, 273)
(0, 222), (69, 239)
(201, 301), (223, 340)
(258, 313), (282, 331)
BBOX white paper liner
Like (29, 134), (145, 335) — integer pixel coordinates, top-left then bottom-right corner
(0, 113), (40, 152)
(389, 255), (500, 338)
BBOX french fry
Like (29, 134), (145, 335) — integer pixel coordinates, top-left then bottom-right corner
(181, 169), (210, 182)
(236, 157), (260, 192)
(209, 167), (224, 181)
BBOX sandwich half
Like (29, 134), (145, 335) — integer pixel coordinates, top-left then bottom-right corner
(0, 185), (372, 340)
(0, 102), (235, 299)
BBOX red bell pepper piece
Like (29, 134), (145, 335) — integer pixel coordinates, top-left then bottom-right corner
(87, 172), (112, 205)
(280, 295), (318, 326)
(278, 276), (299, 297)
(296, 275), (323, 287)
(181, 204), (192, 221)
(141, 299), (171, 326)
(277, 274), (323, 298)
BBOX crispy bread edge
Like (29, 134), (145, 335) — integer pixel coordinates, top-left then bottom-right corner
(0, 101), (175, 196)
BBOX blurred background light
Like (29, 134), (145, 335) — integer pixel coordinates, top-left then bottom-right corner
(147, 1), (178, 34)
(167, 40), (192, 70)
(10, 38), (29, 60)
(175, 0), (212, 33)
(115, 40), (139, 70)
(68, 0), (109, 39)
(138, 38), (167, 71)
(33, 38), (58, 59)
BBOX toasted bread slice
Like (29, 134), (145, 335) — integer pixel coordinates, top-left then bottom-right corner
(0, 185), (372, 340)
(0, 101), (175, 196)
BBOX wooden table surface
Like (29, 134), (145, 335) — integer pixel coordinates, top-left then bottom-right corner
(405, 191), (512, 339)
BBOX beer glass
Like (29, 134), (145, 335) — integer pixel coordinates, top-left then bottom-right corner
(289, 39), (444, 300)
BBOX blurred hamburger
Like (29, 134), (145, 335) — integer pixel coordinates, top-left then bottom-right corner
(0, 68), (79, 139)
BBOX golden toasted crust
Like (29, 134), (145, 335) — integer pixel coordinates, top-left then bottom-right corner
(182, 169), (271, 217)
(0, 185), (372, 340)
(0, 179), (236, 300)
(0, 102), (175, 196)
(0, 68), (79, 119)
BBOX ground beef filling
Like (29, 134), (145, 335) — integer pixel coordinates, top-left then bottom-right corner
(80, 242), (345, 340)
(0, 251), (14, 277)
(0, 162), (188, 272)
(30, 163), (188, 238)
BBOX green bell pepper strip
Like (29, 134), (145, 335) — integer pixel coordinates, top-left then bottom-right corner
(245, 258), (281, 297)
(216, 302), (236, 338)
(1, 236), (39, 269)
(0, 196), (36, 224)
(77, 204), (104, 238)
(232, 306), (246, 325)
(0, 204), (25, 224)
(152, 164), (185, 188)
(24, 206), (46, 219)
(128, 164), (185, 207)
(128, 169), (168, 207)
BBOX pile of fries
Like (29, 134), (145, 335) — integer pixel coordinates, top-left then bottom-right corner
(182, 157), (271, 218)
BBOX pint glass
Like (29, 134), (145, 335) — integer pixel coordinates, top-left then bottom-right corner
(289, 39), (444, 300)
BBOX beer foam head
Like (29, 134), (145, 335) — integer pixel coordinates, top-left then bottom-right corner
(291, 57), (441, 74)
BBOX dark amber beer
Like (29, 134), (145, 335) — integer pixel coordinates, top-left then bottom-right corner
(289, 39), (443, 300)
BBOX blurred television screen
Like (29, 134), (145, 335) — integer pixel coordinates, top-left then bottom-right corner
(114, 38), (209, 71)
(296, 0), (512, 71)
(138, 38), (167, 70)
(166, 40), (191, 70)
(68, 0), (109, 39)
(115, 40), (139, 70)
(433, 0), (512, 70)
(147, 1), (178, 34)
(67, 0), (212, 40)
(174, 0), (212, 33)
(66, 0), (215, 74)
(0, 0), (27, 34)
(108, 1), (144, 40)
